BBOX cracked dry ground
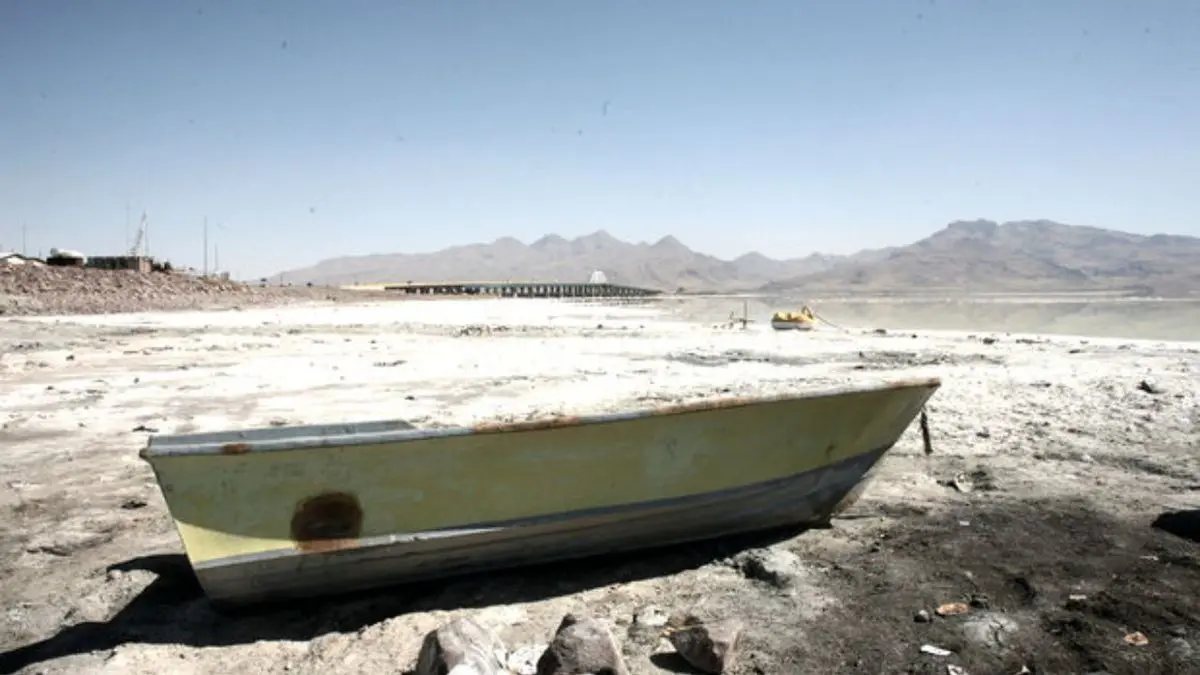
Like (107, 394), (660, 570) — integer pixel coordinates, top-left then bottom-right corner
(1, 322), (1199, 675)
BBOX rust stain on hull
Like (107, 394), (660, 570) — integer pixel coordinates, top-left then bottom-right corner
(471, 415), (583, 434)
(291, 492), (364, 553)
(220, 442), (252, 455)
(468, 377), (940, 435)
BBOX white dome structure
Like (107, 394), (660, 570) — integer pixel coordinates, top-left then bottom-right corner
(49, 248), (87, 262)
(587, 269), (608, 284)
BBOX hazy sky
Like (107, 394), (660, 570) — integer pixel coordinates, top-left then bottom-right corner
(2, 0), (1198, 279)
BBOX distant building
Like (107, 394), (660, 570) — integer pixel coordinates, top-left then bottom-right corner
(588, 269), (608, 284)
(87, 255), (153, 273)
(46, 248), (86, 267)
(0, 252), (43, 267)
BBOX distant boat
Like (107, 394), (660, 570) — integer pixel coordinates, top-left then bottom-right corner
(771, 307), (817, 331)
(141, 377), (941, 606)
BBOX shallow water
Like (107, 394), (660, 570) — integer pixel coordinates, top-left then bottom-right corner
(654, 295), (1200, 342)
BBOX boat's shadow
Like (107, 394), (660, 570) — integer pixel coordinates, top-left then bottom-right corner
(0, 524), (810, 674)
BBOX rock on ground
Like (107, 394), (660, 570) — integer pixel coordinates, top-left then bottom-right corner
(536, 614), (629, 675)
(414, 617), (507, 675)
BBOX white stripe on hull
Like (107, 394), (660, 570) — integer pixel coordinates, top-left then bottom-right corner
(771, 320), (814, 331)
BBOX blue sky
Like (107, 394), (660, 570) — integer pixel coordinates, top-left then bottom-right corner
(2, 0), (1198, 279)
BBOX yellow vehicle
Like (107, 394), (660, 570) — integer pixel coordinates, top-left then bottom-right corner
(771, 306), (817, 331)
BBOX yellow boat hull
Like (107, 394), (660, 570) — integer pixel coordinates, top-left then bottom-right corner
(141, 378), (940, 605)
(770, 309), (816, 331)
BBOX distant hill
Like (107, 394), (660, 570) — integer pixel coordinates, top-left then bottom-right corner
(272, 230), (871, 292)
(271, 220), (1200, 297)
(762, 219), (1200, 297)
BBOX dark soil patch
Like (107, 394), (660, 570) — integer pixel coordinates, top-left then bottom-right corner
(853, 350), (1006, 371)
(1091, 453), (1199, 482)
(661, 350), (816, 368)
(1153, 510), (1200, 544)
(772, 497), (1200, 675)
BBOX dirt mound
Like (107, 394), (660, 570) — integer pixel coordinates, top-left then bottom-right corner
(0, 265), (385, 316)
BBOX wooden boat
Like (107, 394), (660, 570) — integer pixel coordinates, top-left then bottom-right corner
(771, 307), (816, 331)
(140, 377), (940, 606)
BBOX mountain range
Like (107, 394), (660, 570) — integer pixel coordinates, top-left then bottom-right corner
(273, 220), (1200, 297)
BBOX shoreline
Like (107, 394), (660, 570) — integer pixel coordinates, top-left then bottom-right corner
(8, 297), (1199, 352)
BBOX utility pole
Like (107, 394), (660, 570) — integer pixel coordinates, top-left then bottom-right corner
(203, 217), (209, 277)
(214, 244), (219, 274)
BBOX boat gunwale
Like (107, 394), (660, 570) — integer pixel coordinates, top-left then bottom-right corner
(139, 376), (941, 459)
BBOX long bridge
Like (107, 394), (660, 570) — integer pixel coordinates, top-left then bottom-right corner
(360, 281), (663, 298)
